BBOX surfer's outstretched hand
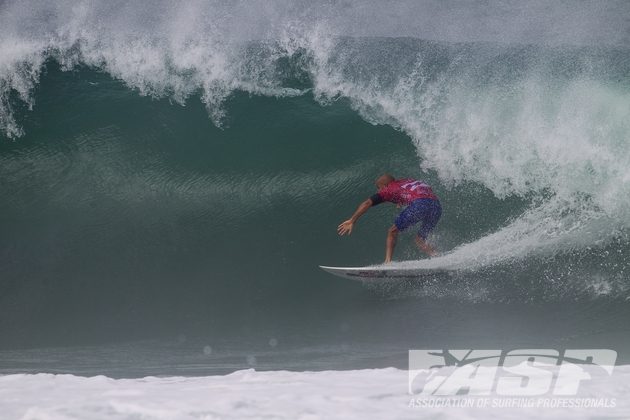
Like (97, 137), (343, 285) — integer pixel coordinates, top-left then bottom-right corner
(337, 220), (354, 236)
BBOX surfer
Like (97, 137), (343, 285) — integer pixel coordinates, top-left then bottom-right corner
(337, 174), (441, 263)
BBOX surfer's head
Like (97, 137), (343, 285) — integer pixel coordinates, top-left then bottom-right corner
(375, 173), (395, 189)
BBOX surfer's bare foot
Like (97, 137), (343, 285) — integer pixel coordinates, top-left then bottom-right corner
(415, 235), (437, 257)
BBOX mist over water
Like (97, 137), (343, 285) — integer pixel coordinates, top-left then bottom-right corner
(1, 0), (630, 374)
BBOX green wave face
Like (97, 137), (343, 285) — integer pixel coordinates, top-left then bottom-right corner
(1, 1), (630, 361)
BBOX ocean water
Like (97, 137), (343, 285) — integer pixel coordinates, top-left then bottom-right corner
(1, 0), (630, 418)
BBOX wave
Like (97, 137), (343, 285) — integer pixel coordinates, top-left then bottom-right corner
(2, 366), (629, 419)
(1, 1), (630, 277)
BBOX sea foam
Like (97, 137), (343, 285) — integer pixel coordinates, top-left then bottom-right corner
(1, 365), (628, 419)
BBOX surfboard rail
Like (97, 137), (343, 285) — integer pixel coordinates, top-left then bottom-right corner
(319, 265), (451, 281)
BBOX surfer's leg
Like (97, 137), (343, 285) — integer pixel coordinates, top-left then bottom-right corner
(385, 225), (399, 263)
(415, 234), (437, 257)
(389, 202), (420, 263)
(389, 203), (422, 262)
(415, 200), (441, 257)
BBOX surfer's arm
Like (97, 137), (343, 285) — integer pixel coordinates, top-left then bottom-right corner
(337, 198), (374, 236)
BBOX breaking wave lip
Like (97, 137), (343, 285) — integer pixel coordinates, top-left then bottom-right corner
(2, 1), (630, 271)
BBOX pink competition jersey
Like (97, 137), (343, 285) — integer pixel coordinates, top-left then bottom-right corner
(377, 178), (438, 205)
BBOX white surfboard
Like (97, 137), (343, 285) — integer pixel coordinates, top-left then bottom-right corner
(319, 264), (452, 281)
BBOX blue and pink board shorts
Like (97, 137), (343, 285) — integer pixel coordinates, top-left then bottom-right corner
(394, 198), (442, 239)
